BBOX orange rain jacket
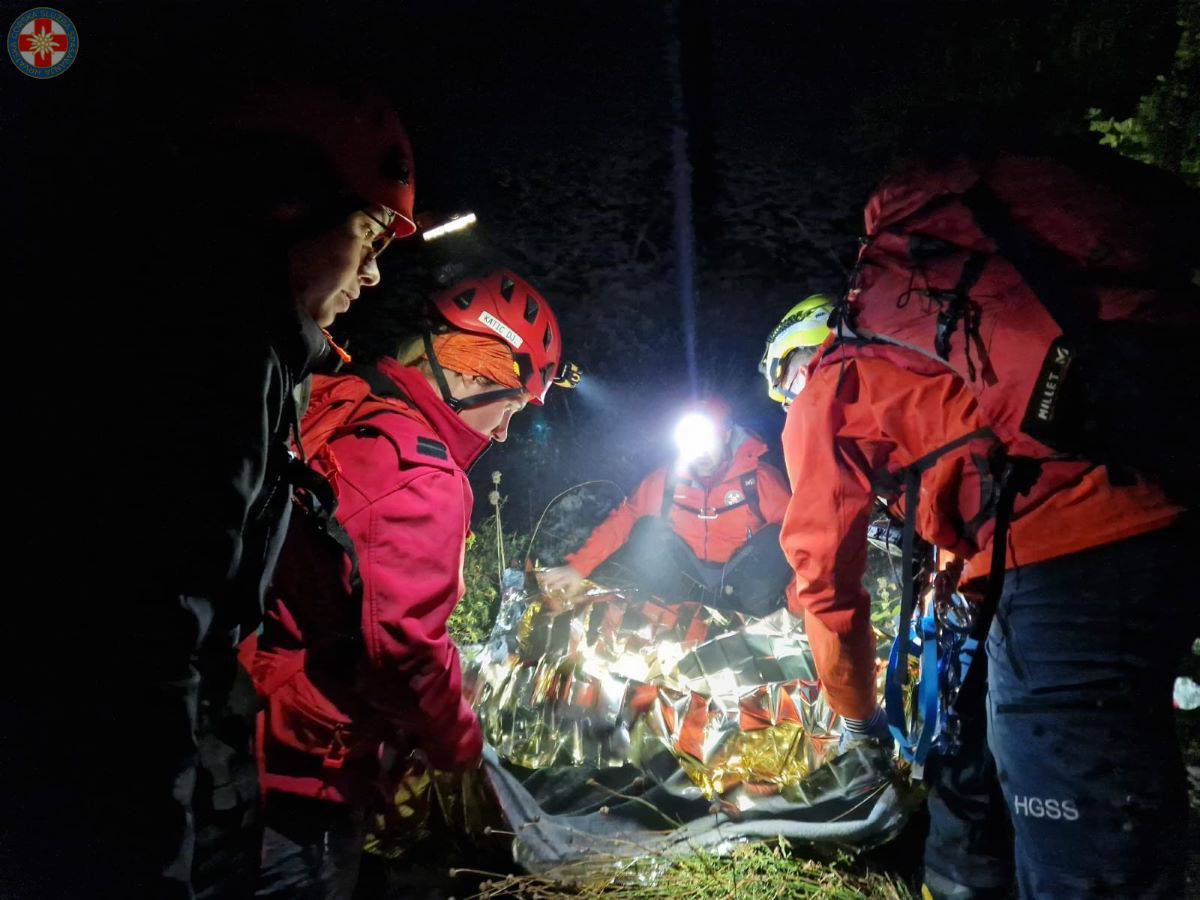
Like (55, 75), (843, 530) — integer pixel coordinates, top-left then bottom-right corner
(780, 340), (1182, 719)
(567, 429), (792, 577)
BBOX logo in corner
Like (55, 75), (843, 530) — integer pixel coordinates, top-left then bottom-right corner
(8, 8), (78, 79)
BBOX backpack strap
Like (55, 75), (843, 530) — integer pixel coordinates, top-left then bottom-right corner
(955, 456), (1041, 692)
(285, 454), (364, 621)
(264, 365), (430, 692)
(660, 468), (764, 522)
(885, 428), (1040, 769)
(660, 469), (678, 519)
(886, 427), (993, 751)
(343, 363), (410, 403)
(740, 472), (763, 524)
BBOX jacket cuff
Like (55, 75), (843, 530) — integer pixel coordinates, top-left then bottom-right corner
(563, 550), (596, 578)
(423, 707), (484, 771)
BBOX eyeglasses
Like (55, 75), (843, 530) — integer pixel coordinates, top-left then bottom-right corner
(362, 210), (397, 264)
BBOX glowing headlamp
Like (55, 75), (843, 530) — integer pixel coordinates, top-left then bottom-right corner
(673, 412), (719, 466)
(421, 212), (478, 242)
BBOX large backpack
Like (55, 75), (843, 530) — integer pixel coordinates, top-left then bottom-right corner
(844, 148), (1200, 501)
(846, 150), (1200, 769)
(300, 365), (422, 470)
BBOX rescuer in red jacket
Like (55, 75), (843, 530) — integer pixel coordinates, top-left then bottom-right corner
(762, 164), (1195, 896)
(542, 398), (794, 616)
(246, 270), (571, 897)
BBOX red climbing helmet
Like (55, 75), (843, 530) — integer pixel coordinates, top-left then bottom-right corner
(228, 83), (417, 238)
(431, 269), (564, 405)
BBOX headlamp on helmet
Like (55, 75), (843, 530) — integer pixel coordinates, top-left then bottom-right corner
(553, 360), (582, 389)
(673, 412), (721, 468)
(421, 212), (478, 242)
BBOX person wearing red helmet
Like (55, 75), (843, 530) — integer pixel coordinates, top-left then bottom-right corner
(218, 83), (418, 328)
(62, 81), (421, 899)
(542, 396), (794, 616)
(246, 269), (570, 897)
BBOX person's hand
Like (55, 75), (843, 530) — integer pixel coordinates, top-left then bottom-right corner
(540, 565), (588, 610)
(837, 706), (894, 753)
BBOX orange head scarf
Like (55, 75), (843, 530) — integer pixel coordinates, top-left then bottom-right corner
(427, 331), (524, 392)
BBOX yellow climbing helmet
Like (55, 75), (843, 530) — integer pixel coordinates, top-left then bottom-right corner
(759, 294), (835, 407)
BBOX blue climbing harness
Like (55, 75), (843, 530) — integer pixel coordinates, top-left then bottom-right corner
(881, 434), (1038, 777)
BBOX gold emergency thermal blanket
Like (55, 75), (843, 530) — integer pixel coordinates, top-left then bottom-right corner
(367, 573), (910, 870)
(465, 575), (892, 807)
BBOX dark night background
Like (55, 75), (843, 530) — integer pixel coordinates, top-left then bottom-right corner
(4, 0), (1191, 533)
(2, 3), (1197, 895)
(351, 0), (1187, 535)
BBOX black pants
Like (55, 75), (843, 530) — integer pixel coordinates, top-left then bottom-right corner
(255, 796), (366, 900)
(922, 651), (1014, 899)
(923, 525), (1195, 898)
(192, 652), (262, 900)
(985, 526), (1194, 897)
(593, 517), (792, 616)
(2, 591), (228, 899)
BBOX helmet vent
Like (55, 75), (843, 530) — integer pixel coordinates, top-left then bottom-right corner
(524, 294), (539, 323)
(499, 277), (516, 301)
(543, 324), (553, 350)
(381, 146), (411, 185)
(453, 289), (476, 310)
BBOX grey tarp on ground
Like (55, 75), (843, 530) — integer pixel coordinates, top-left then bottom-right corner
(480, 743), (911, 878)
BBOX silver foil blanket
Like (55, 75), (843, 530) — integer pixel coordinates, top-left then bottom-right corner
(465, 577), (896, 811)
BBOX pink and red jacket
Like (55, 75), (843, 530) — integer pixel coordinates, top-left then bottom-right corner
(244, 358), (488, 804)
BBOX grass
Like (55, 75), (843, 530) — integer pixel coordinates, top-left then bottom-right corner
(449, 840), (909, 900)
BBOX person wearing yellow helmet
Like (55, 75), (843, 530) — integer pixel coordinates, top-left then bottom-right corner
(758, 294), (836, 408)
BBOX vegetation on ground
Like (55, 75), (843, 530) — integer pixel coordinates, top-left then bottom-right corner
(452, 840), (909, 899)
(451, 506), (529, 646)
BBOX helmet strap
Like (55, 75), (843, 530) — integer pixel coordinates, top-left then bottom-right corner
(779, 352), (809, 406)
(422, 332), (526, 412)
(453, 386), (527, 410)
(423, 332), (463, 411)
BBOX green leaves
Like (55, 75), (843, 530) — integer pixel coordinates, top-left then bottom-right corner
(451, 511), (529, 646)
(1087, 2), (1199, 187)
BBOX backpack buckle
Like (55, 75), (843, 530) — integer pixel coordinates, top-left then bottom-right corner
(322, 728), (349, 771)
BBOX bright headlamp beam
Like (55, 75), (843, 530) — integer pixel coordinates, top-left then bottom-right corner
(673, 412), (718, 465)
(421, 212), (478, 242)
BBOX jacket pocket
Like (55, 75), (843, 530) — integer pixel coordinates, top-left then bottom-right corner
(263, 660), (362, 771)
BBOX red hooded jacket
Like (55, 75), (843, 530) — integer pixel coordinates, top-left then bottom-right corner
(780, 340), (1182, 720)
(566, 429), (791, 576)
(247, 358), (488, 804)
